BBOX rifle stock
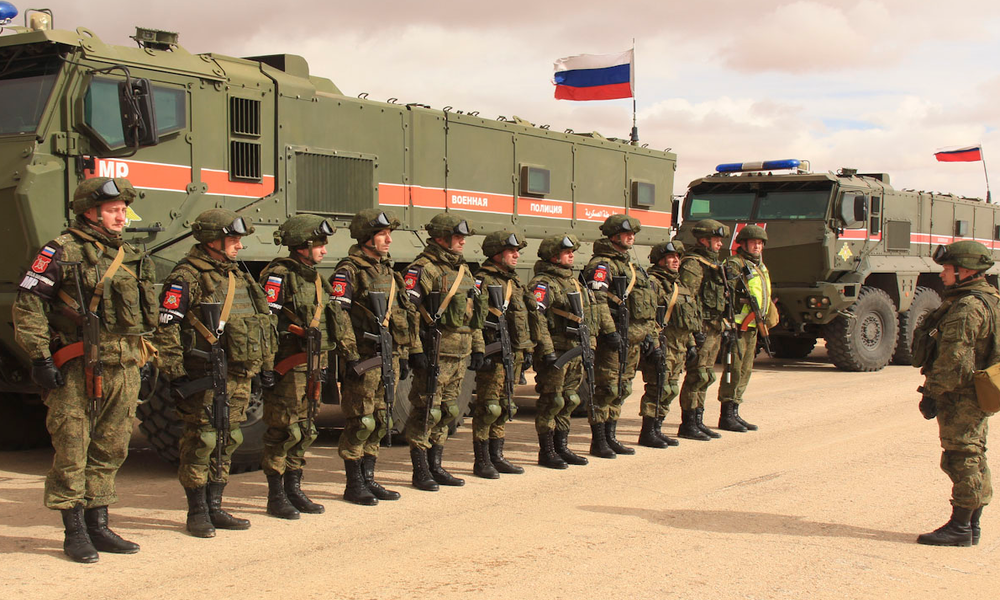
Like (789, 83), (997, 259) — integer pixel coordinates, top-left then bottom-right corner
(59, 261), (103, 433)
(201, 302), (229, 481)
(485, 285), (515, 422)
(363, 292), (396, 445)
(610, 275), (630, 398)
(421, 291), (443, 428)
(562, 291), (596, 416)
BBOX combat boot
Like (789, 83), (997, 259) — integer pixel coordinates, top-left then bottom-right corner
(181, 486), (215, 538)
(428, 444), (465, 486)
(605, 420), (636, 455)
(84, 506), (140, 554)
(207, 482), (251, 530)
(589, 422), (616, 459)
(284, 469), (325, 514)
(362, 454), (401, 501)
(654, 417), (679, 446)
(718, 401), (747, 432)
(972, 506), (983, 545)
(538, 431), (569, 469)
(677, 410), (710, 441)
(410, 447), (439, 492)
(734, 403), (758, 431)
(696, 408), (722, 439)
(473, 439), (500, 479)
(489, 437), (525, 474)
(265, 473), (300, 519)
(60, 504), (99, 563)
(553, 429), (588, 466)
(916, 506), (975, 547)
(343, 459), (378, 505)
(638, 416), (669, 448)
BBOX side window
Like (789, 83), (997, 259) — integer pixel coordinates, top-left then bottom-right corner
(82, 77), (186, 150)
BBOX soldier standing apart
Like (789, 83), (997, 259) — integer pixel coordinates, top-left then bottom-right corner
(403, 214), (486, 490)
(470, 230), (533, 478)
(154, 209), (276, 538)
(529, 235), (595, 468)
(13, 178), (155, 563)
(584, 215), (659, 458)
(717, 225), (769, 432)
(260, 215), (357, 517)
(912, 241), (999, 546)
(638, 240), (700, 448)
(332, 210), (417, 505)
(677, 219), (730, 441)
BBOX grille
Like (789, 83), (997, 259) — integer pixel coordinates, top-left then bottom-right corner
(230, 97), (261, 136)
(294, 151), (373, 215)
(230, 141), (261, 180)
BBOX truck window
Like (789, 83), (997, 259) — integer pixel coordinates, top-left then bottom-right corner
(756, 190), (829, 220)
(0, 60), (59, 135)
(83, 78), (186, 149)
(686, 192), (754, 220)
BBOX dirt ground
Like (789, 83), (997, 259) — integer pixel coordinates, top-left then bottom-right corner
(1, 348), (998, 599)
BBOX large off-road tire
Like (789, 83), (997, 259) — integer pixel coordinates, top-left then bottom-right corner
(892, 287), (942, 365)
(0, 394), (50, 450)
(769, 336), (817, 359)
(389, 368), (475, 442)
(823, 286), (899, 372)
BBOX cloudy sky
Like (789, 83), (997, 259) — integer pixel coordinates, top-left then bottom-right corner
(12, 0), (1000, 199)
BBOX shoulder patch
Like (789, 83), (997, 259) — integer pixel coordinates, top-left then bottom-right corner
(404, 267), (421, 291)
(533, 282), (549, 308)
(474, 275), (484, 291)
(159, 281), (189, 325)
(331, 270), (352, 305)
(264, 275), (284, 310)
(19, 243), (63, 300)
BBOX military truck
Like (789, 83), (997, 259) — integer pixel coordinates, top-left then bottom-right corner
(0, 11), (676, 468)
(675, 159), (1000, 372)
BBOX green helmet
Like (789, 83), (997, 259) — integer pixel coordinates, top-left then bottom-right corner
(350, 209), (400, 242)
(735, 224), (768, 244)
(649, 239), (685, 263)
(482, 229), (527, 258)
(274, 214), (335, 248)
(599, 214), (642, 237)
(191, 208), (255, 243)
(933, 241), (994, 271)
(425, 212), (475, 238)
(691, 219), (730, 239)
(538, 234), (580, 261)
(71, 177), (136, 215)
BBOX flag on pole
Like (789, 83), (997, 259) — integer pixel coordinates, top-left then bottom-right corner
(934, 144), (983, 162)
(553, 49), (634, 101)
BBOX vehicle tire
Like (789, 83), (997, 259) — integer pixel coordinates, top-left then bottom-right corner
(823, 286), (899, 372)
(769, 336), (817, 359)
(892, 287), (942, 365)
(389, 367), (475, 442)
(0, 394), (50, 450)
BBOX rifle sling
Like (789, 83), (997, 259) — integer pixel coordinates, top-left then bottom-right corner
(487, 280), (514, 319)
(607, 262), (636, 306)
(187, 271), (237, 346)
(664, 284), (680, 325)
(550, 279), (584, 323)
(436, 264), (467, 318)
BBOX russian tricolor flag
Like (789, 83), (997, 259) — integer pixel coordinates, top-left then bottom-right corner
(553, 49), (634, 101)
(934, 144), (983, 162)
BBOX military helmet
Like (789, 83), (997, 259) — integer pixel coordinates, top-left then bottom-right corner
(71, 177), (136, 215)
(482, 230), (527, 257)
(191, 208), (255, 243)
(649, 239), (685, 263)
(538, 234), (580, 261)
(425, 213), (475, 239)
(933, 241), (995, 272)
(735, 224), (768, 244)
(599, 214), (642, 237)
(274, 214), (335, 248)
(349, 209), (400, 242)
(691, 219), (730, 239)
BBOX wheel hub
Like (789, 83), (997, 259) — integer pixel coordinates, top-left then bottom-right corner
(859, 314), (883, 349)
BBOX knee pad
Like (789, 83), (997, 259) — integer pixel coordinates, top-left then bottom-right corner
(428, 406), (443, 426)
(374, 409), (391, 439)
(697, 367), (716, 386)
(228, 425), (244, 450)
(483, 402), (502, 425)
(543, 395), (565, 420)
(564, 393), (581, 413)
(442, 401), (460, 421)
(354, 415), (377, 441)
(286, 422), (303, 445)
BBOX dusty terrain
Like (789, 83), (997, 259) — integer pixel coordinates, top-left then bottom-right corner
(2, 349), (998, 600)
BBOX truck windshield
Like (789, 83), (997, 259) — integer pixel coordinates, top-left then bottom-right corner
(756, 190), (830, 220)
(0, 70), (59, 136)
(686, 192), (755, 220)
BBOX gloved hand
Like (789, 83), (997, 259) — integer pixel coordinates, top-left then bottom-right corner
(522, 352), (533, 371)
(408, 352), (429, 371)
(468, 352), (485, 371)
(685, 344), (699, 366)
(259, 370), (276, 389)
(642, 336), (663, 362)
(693, 332), (706, 347)
(598, 331), (622, 347)
(919, 395), (938, 420)
(398, 358), (410, 381)
(479, 356), (495, 371)
(31, 357), (65, 390)
(542, 352), (559, 367)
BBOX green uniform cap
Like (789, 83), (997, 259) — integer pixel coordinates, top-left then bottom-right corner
(71, 177), (136, 214)
(599, 214), (642, 237)
(692, 219), (730, 239)
(538, 234), (580, 260)
(425, 212), (475, 238)
(274, 214), (335, 248)
(191, 208), (255, 243)
(933, 240), (994, 271)
(349, 209), (400, 242)
(482, 229), (527, 257)
(649, 239), (685, 263)
(735, 224), (768, 244)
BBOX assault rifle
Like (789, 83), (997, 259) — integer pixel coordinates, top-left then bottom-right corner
(736, 263), (773, 358)
(553, 291), (596, 416)
(57, 261), (103, 434)
(351, 292), (396, 445)
(610, 275), (630, 398)
(653, 304), (669, 420)
(421, 291), (443, 426)
(483, 285), (516, 422)
(302, 322), (324, 433)
(719, 262), (736, 385)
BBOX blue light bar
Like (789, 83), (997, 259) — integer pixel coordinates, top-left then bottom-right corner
(0, 2), (18, 24)
(716, 159), (803, 173)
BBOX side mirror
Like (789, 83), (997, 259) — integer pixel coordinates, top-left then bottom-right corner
(671, 196), (681, 230)
(853, 194), (868, 222)
(119, 78), (159, 148)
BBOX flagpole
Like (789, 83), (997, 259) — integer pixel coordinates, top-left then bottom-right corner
(630, 38), (638, 145)
(982, 145), (992, 203)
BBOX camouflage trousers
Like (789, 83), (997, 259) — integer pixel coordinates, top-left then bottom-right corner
(405, 355), (467, 450)
(936, 392), (993, 509)
(679, 320), (723, 411)
(339, 353), (402, 460)
(639, 328), (688, 418)
(176, 373), (252, 488)
(43, 363), (139, 510)
(261, 368), (318, 475)
(471, 351), (525, 441)
(591, 341), (641, 423)
(534, 351), (583, 434)
(718, 327), (757, 405)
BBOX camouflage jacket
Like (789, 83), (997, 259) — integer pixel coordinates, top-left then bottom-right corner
(680, 244), (728, 321)
(474, 261), (535, 352)
(648, 265), (701, 334)
(528, 261), (600, 355)
(583, 238), (657, 343)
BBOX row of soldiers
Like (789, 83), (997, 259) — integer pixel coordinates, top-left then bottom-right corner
(14, 177), (774, 564)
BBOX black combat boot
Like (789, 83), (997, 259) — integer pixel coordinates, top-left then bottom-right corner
(696, 408), (722, 439)
(410, 447), (439, 492)
(284, 469), (325, 514)
(638, 416), (669, 448)
(343, 459), (378, 505)
(60, 504), (99, 563)
(84, 506), (140, 554)
(677, 410), (711, 441)
(207, 482), (251, 530)
(605, 420), (636, 455)
(428, 444), (465, 486)
(553, 429), (589, 465)
(734, 403), (758, 431)
(265, 473), (300, 519)
(473, 439), (501, 479)
(183, 486), (215, 538)
(916, 506), (975, 547)
(718, 401), (747, 432)
(972, 506), (983, 545)
(489, 437), (525, 474)
(537, 431), (569, 469)
(589, 422), (617, 458)
(654, 417), (679, 446)
(362, 454), (401, 500)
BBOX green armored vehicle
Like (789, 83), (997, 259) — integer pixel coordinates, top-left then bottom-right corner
(675, 159), (1000, 372)
(0, 10), (675, 467)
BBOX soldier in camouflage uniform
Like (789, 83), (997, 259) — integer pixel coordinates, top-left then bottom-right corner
(470, 230), (533, 479)
(584, 214), (659, 459)
(717, 225), (770, 432)
(403, 213), (486, 490)
(912, 241), (999, 547)
(332, 209), (419, 504)
(260, 215), (357, 517)
(529, 234), (596, 468)
(13, 178), (154, 563)
(153, 209), (276, 538)
(637, 240), (700, 448)
(677, 219), (730, 441)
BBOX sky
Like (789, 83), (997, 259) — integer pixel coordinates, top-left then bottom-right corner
(7, 0), (1000, 199)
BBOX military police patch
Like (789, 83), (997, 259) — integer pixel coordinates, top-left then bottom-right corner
(264, 275), (283, 310)
(159, 281), (189, 324)
(404, 268), (420, 290)
(474, 276), (484, 291)
(533, 282), (549, 307)
(31, 246), (56, 274)
(593, 264), (608, 282)
(19, 242), (62, 300)
(330, 271), (352, 306)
